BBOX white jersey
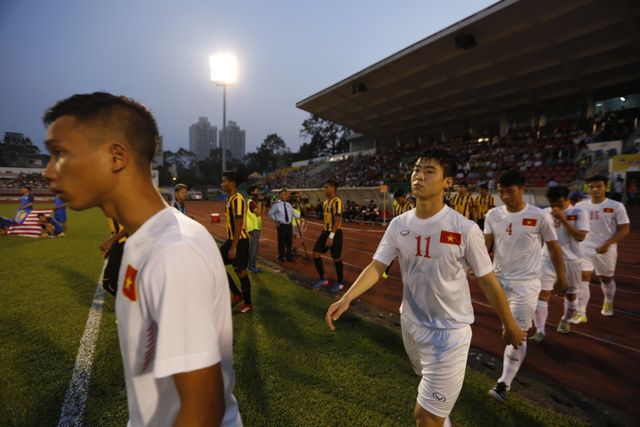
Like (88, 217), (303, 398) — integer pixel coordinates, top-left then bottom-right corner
(484, 204), (557, 281)
(541, 206), (590, 262)
(116, 208), (241, 427)
(575, 198), (629, 249)
(373, 206), (493, 329)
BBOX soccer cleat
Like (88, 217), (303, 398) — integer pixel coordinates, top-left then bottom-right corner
(529, 332), (545, 343)
(568, 312), (587, 324)
(488, 382), (508, 402)
(239, 304), (253, 313)
(556, 320), (570, 334)
(382, 271), (389, 279)
(328, 282), (344, 293)
(311, 279), (329, 290)
(601, 302), (614, 317)
(249, 267), (263, 273)
(231, 294), (244, 307)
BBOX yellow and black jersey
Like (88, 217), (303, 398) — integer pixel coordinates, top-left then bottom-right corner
(450, 193), (476, 219)
(225, 192), (249, 240)
(394, 201), (413, 217)
(323, 196), (343, 231)
(475, 194), (495, 220)
(107, 218), (127, 243)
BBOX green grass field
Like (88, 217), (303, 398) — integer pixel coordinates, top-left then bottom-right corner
(0, 204), (586, 426)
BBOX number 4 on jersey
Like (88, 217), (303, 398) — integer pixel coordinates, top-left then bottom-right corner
(505, 223), (512, 235)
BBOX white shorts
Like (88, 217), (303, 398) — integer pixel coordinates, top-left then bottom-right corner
(540, 259), (582, 294)
(581, 245), (617, 277)
(497, 278), (541, 331)
(401, 316), (472, 418)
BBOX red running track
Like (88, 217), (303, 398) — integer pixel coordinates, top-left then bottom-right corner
(190, 201), (640, 417)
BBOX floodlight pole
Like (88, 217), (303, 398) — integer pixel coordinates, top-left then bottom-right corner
(221, 83), (227, 173)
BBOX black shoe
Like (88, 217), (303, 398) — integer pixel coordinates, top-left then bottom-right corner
(488, 382), (508, 402)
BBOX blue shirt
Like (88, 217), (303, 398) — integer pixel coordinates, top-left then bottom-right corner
(268, 200), (299, 224)
(19, 193), (33, 211)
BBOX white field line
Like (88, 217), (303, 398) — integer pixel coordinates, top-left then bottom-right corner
(58, 284), (106, 427)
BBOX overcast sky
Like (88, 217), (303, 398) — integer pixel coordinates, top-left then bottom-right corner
(0, 0), (496, 155)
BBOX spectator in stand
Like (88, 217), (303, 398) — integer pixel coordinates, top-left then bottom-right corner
(53, 194), (67, 235)
(362, 199), (379, 224)
(612, 176), (625, 202)
(547, 177), (559, 188)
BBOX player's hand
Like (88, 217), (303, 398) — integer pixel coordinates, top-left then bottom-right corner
(502, 325), (525, 349)
(550, 207), (564, 220)
(326, 237), (333, 248)
(99, 239), (114, 257)
(596, 244), (610, 254)
(229, 246), (237, 260)
(326, 297), (350, 331)
(553, 276), (568, 297)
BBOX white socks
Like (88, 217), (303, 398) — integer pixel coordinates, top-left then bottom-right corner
(601, 280), (616, 304)
(534, 300), (548, 334)
(498, 341), (527, 387)
(562, 297), (577, 321)
(577, 280), (591, 314)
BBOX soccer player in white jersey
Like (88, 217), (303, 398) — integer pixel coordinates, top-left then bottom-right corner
(573, 175), (630, 321)
(484, 170), (567, 402)
(530, 186), (589, 342)
(43, 93), (241, 426)
(325, 150), (524, 427)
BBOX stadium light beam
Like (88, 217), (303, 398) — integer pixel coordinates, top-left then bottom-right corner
(209, 53), (238, 175)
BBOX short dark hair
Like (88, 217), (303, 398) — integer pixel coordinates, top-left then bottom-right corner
(174, 183), (188, 192)
(222, 171), (238, 184)
(498, 170), (525, 187)
(279, 188), (288, 194)
(23, 185), (31, 191)
(414, 149), (457, 178)
(586, 175), (608, 184)
(546, 185), (570, 202)
(479, 183), (489, 190)
(43, 92), (159, 168)
(324, 179), (338, 190)
(394, 189), (406, 198)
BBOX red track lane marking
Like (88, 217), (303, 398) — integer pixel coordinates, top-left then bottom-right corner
(471, 299), (640, 354)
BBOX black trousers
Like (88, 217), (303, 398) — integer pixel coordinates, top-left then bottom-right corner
(277, 223), (293, 260)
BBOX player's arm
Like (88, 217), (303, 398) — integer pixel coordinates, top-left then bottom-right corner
(172, 364), (225, 427)
(326, 260), (386, 331)
(476, 271), (525, 348)
(484, 233), (494, 252)
(597, 223), (630, 254)
(552, 209), (587, 241)
(545, 240), (568, 296)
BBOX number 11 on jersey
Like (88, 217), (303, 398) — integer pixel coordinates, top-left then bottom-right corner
(415, 236), (432, 258)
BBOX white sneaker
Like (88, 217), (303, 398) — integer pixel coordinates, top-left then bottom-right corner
(568, 312), (587, 324)
(556, 320), (570, 334)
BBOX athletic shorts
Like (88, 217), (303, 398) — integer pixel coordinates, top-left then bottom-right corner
(220, 238), (250, 271)
(581, 245), (617, 277)
(313, 229), (343, 259)
(401, 316), (472, 418)
(497, 278), (541, 331)
(54, 209), (67, 223)
(540, 259), (581, 294)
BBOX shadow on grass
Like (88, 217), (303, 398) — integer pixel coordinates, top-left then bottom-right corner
(0, 317), (72, 426)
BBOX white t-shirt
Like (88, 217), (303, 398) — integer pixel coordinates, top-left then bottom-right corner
(541, 206), (590, 262)
(575, 198), (630, 249)
(373, 206), (493, 329)
(116, 208), (241, 427)
(484, 204), (557, 281)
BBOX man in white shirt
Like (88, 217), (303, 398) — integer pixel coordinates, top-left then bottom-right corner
(530, 186), (589, 342)
(484, 171), (567, 402)
(43, 92), (241, 426)
(325, 150), (524, 427)
(268, 189), (299, 262)
(573, 175), (630, 321)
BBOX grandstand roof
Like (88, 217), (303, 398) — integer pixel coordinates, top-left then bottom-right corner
(297, 0), (640, 141)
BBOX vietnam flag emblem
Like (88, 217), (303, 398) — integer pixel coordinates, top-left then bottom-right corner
(566, 215), (577, 221)
(440, 230), (461, 245)
(123, 265), (138, 302)
(522, 218), (537, 227)
(603, 208), (614, 213)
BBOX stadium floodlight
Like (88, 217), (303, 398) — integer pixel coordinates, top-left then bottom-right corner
(209, 53), (238, 175)
(620, 97), (626, 102)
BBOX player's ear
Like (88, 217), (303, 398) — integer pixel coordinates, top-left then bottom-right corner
(444, 176), (454, 190)
(108, 140), (129, 173)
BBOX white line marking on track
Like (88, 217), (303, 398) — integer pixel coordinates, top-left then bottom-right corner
(471, 298), (640, 354)
(58, 284), (106, 427)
